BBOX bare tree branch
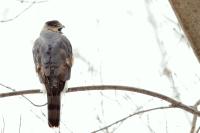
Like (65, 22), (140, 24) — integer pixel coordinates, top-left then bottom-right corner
(145, 0), (181, 99)
(91, 106), (173, 133)
(146, 114), (155, 133)
(0, 1), (47, 22)
(190, 99), (200, 133)
(74, 49), (97, 73)
(191, 110), (198, 133)
(0, 2), (35, 22)
(0, 89), (40, 97)
(16, 0), (47, 3)
(196, 126), (200, 133)
(0, 85), (199, 116)
(0, 83), (15, 91)
(0, 83), (46, 107)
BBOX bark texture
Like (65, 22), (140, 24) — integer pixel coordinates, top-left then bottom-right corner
(169, 0), (200, 62)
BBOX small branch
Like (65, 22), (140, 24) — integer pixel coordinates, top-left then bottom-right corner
(0, 83), (15, 91)
(146, 114), (155, 133)
(22, 96), (47, 107)
(190, 99), (200, 133)
(1, 116), (5, 133)
(196, 126), (200, 133)
(17, 0), (47, 3)
(191, 116), (197, 133)
(0, 85), (200, 116)
(74, 49), (97, 73)
(0, 83), (46, 107)
(0, 2), (35, 22)
(0, 89), (40, 97)
(91, 106), (173, 133)
(19, 115), (22, 133)
(0, 1), (47, 22)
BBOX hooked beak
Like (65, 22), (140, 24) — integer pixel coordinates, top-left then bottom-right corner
(58, 25), (65, 33)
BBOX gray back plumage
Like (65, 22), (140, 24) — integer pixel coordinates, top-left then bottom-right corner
(32, 20), (73, 127)
(33, 30), (72, 82)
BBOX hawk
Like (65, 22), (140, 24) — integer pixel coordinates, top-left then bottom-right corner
(32, 20), (73, 127)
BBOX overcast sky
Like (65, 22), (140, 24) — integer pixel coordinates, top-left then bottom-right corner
(0, 0), (200, 132)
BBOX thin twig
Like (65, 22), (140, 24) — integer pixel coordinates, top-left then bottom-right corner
(0, 83), (15, 91)
(30, 109), (45, 124)
(0, 1), (47, 22)
(0, 85), (200, 116)
(146, 114), (155, 133)
(19, 115), (22, 133)
(1, 116), (5, 133)
(74, 49), (97, 73)
(0, 83), (46, 107)
(91, 106), (173, 133)
(22, 96), (47, 107)
(165, 120), (168, 133)
(0, 2), (35, 22)
(196, 126), (200, 133)
(109, 121), (123, 133)
(17, 0), (47, 3)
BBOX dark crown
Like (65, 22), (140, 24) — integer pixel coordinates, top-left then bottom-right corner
(45, 20), (61, 27)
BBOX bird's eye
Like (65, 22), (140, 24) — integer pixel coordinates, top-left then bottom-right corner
(58, 28), (62, 31)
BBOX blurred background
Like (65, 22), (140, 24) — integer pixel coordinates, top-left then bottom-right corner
(0, 0), (200, 132)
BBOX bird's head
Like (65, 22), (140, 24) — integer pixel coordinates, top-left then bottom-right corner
(43, 20), (65, 33)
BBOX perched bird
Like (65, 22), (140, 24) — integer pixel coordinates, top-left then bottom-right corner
(32, 20), (73, 127)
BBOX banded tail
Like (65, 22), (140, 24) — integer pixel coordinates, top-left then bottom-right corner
(47, 94), (61, 127)
(45, 77), (65, 127)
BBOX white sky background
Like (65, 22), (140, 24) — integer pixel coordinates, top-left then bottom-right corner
(0, 0), (200, 132)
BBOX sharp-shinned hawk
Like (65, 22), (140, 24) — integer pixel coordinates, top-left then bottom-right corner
(32, 20), (73, 127)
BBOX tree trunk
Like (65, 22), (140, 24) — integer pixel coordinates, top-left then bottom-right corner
(169, 0), (200, 63)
